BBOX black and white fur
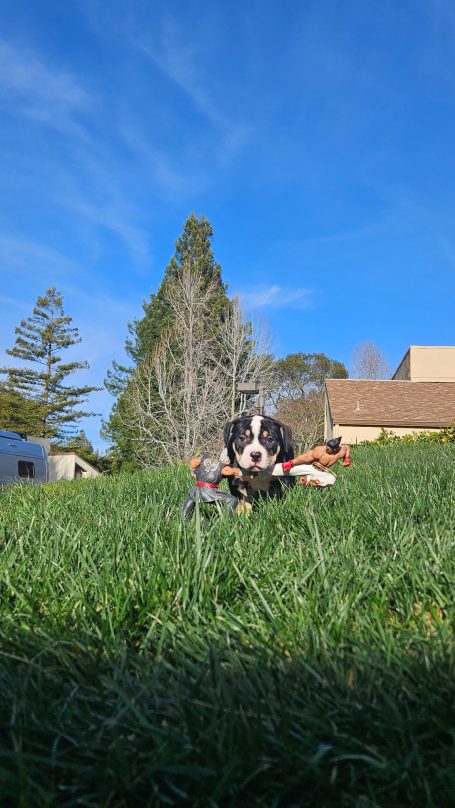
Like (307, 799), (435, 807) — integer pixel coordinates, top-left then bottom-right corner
(223, 414), (295, 510)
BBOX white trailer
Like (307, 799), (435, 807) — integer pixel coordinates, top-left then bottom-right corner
(0, 430), (49, 484)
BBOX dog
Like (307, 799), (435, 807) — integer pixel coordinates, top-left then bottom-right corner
(223, 414), (295, 512)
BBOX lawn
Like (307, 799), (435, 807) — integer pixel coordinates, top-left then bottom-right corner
(0, 443), (454, 806)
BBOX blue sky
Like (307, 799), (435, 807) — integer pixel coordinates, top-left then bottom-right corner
(1, 0), (455, 450)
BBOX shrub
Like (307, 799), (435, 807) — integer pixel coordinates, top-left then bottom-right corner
(364, 422), (455, 446)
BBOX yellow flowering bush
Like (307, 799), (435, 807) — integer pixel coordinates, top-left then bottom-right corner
(364, 422), (455, 446)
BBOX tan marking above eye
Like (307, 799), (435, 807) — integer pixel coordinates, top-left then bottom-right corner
(262, 430), (269, 438)
(244, 429), (251, 437)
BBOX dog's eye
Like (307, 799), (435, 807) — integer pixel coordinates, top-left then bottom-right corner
(265, 436), (275, 446)
(236, 434), (247, 445)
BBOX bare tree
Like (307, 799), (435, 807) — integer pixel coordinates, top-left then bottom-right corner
(121, 267), (279, 466)
(215, 297), (275, 419)
(274, 391), (325, 452)
(124, 338), (227, 465)
(122, 266), (229, 465)
(351, 341), (391, 380)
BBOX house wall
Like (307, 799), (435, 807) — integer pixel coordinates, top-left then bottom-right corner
(392, 350), (410, 380)
(332, 424), (441, 444)
(408, 346), (455, 382)
(48, 455), (76, 482)
(48, 454), (99, 481)
(324, 395), (334, 440)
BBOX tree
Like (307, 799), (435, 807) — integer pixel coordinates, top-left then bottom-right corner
(0, 287), (100, 439)
(120, 266), (277, 466)
(274, 391), (325, 452)
(0, 383), (41, 435)
(122, 265), (228, 465)
(215, 297), (274, 419)
(268, 352), (348, 452)
(269, 352), (348, 405)
(103, 214), (232, 461)
(351, 341), (391, 380)
(126, 213), (229, 363)
(55, 430), (99, 467)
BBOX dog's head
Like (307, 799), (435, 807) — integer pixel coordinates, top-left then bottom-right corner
(223, 415), (293, 471)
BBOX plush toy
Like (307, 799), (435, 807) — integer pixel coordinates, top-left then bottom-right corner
(182, 451), (242, 519)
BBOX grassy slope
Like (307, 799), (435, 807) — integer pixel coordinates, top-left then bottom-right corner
(0, 444), (454, 806)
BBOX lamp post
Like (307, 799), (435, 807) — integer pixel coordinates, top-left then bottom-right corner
(237, 381), (266, 416)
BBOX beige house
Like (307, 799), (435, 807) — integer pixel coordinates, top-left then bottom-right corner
(392, 345), (455, 382)
(325, 346), (455, 443)
(48, 452), (100, 482)
(22, 437), (100, 482)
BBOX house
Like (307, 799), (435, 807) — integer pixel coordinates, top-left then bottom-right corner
(48, 452), (100, 481)
(324, 346), (455, 444)
(392, 345), (455, 382)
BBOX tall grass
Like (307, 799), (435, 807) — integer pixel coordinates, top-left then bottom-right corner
(0, 444), (454, 805)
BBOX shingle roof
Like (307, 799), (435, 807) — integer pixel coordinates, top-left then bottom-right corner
(325, 380), (455, 427)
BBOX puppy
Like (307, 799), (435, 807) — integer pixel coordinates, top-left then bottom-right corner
(223, 414), (295, 512)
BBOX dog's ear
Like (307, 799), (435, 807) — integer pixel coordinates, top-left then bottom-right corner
(276, 420), (294, 460)
(223, 419), (239, 460)
(223, 420), (235, 448)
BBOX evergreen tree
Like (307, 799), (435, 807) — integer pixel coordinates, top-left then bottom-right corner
(270, 352), (349, 452)
(0, 383), (41, 435)
(1, 287), (100, 439)
(104, 214), (231, 460)
(127, 213), (229, 362)
(55, 430), (98, 464)
(270, 352), (349, 403)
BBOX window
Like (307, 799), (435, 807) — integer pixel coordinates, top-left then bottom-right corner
(18, 461), (35, 479)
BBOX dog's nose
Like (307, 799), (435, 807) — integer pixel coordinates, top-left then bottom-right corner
(250, 451), (262, 463)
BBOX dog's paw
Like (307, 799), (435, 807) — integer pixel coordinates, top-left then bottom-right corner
(236, 500), (253, 516)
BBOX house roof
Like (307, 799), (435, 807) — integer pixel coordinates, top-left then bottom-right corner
(325, 379), (455, 427)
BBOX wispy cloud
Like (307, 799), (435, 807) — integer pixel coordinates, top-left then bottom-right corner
(239, 285), (314, 310)
(0, 39), (152, 266)
(128, 15), (251, 162)
(0, 234), (84, 280)
(0, 294), (34, 312)
(118, 120), (205, 197)
(71, 198), (151, 267)
(0, 39), (91, 137)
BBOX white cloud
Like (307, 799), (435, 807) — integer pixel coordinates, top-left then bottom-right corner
(238, 285), (314, 310)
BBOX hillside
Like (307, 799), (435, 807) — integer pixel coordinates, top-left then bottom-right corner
(0, 444), (454, 805)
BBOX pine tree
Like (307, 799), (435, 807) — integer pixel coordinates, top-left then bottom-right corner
(56, 430), (99, 467)
(127, 213), (229, 362)
(1, 287), (100, 439)
(0, 383), (41, 435)
(104, 214), (231, 460)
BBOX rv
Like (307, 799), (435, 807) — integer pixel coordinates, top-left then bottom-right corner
(0, 430), (49, 484)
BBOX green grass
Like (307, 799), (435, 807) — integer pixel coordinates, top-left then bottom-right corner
(0, 443), (454, 806)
